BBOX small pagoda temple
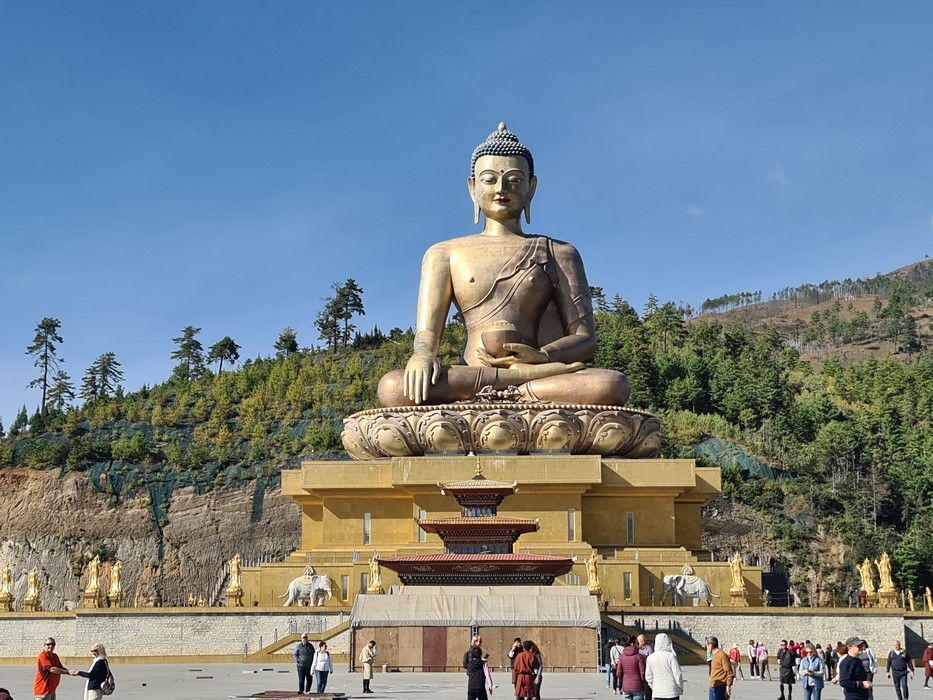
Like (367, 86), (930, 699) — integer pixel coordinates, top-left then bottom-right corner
(379, 461), (573, 585)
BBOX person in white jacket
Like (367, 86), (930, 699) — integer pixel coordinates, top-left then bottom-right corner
(646, 633), (684, 700)
(311, 641), (335, 694)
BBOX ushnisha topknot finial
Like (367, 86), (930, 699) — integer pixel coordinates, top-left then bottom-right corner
(471, 122), (534, 179)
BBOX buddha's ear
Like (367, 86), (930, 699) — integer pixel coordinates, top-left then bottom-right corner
(525, 175), (538, 224)
(467, 177), (480, 225)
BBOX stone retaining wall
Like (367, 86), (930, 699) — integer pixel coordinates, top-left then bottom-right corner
(0, 608), (347, 663)
(615, 608), (933, 659)
(3, 607), (931, 664)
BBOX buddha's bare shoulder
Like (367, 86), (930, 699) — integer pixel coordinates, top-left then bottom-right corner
(421, 233), (509, 257)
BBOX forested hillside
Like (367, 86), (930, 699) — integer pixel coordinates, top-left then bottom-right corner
(3, 264), (933, 607)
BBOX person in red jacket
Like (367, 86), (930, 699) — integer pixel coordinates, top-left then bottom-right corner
(617, 637), (648, 700)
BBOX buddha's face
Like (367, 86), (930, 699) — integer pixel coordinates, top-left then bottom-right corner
(469, 154), (537, 222)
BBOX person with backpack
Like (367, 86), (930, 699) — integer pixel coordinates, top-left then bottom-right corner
(73, 643), (112, 699)
(610, 636), (628, 695)
(885, 640), (914, 700)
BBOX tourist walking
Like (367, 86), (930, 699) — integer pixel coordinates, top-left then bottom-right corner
(748, 639), (759, 679)
(73, 643), (110, 700)
(707, 637), (735, 700)
(778, 640), (798, 700)
(359, 639), (377, 694)
(293, 633), (314, 695)
(886, 640), (914, 700)
(610, 637), (627, 695)
(860, 641), (878, 700)
(310, 641), (334, 694)
(825, 642), (838, 681)
(837, 636), (872, 700)
(645, 633), (684, 700)
(758, 641), (772, 681)
(801, 644), (825, 700)
(467, 646), (494, 700)
(603, 637), (617, 689)
(639, 635), (654, 700)
(729, 644), (746, 680)
(617, 637), (647, 700)
(923, 642), (933, 688)
(34, 637), (72, 700)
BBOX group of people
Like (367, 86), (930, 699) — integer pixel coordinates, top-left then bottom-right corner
(29, 636), (111, 700)
(461, 634), (545, 700)
(292, 633), (336, 694)
(294, 634), (378, 695)
(605, 633), (657, 697)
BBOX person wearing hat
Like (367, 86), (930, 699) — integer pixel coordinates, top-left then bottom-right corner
(728, 644), (746, 681)
(837, 637), (872, 700)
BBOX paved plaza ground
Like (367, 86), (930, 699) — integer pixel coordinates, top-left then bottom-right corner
(0, 662), (925, 700)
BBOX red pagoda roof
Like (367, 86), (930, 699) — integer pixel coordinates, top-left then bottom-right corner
(379, 553), (573, 577)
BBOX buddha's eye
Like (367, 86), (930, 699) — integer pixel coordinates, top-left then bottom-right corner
(480, 176), (496, 185)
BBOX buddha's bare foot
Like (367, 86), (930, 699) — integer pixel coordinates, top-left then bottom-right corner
(499, 361), (585, 384)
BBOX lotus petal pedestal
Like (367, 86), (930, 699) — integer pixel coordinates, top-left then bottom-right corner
(342, 403), (660, 460)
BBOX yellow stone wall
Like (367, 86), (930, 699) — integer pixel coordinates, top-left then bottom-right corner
(246, 455), (761, 607)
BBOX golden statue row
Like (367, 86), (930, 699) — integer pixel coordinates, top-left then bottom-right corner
(854, 552), (933, 610)
(0, 554), (247, 612)
(0, 565), (42, 612)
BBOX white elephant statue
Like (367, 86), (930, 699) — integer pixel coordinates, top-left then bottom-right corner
(661, 574), (719, 606)
(279, 574), (333, 607)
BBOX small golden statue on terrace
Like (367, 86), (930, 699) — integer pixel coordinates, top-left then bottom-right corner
(0, 564), (13, 612)
(24, 569), (42, 612)
(875, 552), (894, 592)
(729, 552), (745, 592)
(367, 552), (384, 594)
(858, 558), (875, 595)
(585, 551), (601, 595)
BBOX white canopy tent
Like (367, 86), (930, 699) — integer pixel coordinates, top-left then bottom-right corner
(349, 585), (600, 628)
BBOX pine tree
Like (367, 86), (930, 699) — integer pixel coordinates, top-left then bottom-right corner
(9, 405), (28, 438)
(207, 336), (241, 373)
(25, 317), (64, 413)
(273, 327), (299, 358)
(81, 352), (124, 401)
(335, 278), (365, 348)
(46, 370), (76, 411)
(171, 326), (205, 381)
(315, 280), (366, 350)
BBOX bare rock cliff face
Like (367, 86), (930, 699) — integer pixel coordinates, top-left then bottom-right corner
(0, 468), (300, 610)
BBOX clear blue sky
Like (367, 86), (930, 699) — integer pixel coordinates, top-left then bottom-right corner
(2, 2), (931, 425)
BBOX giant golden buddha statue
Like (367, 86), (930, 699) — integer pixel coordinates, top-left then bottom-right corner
(378, 123), (629, 408)
(344, 124), (657, 459)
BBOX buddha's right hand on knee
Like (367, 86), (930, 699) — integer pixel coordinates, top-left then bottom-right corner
(404, 352), (440, 405)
